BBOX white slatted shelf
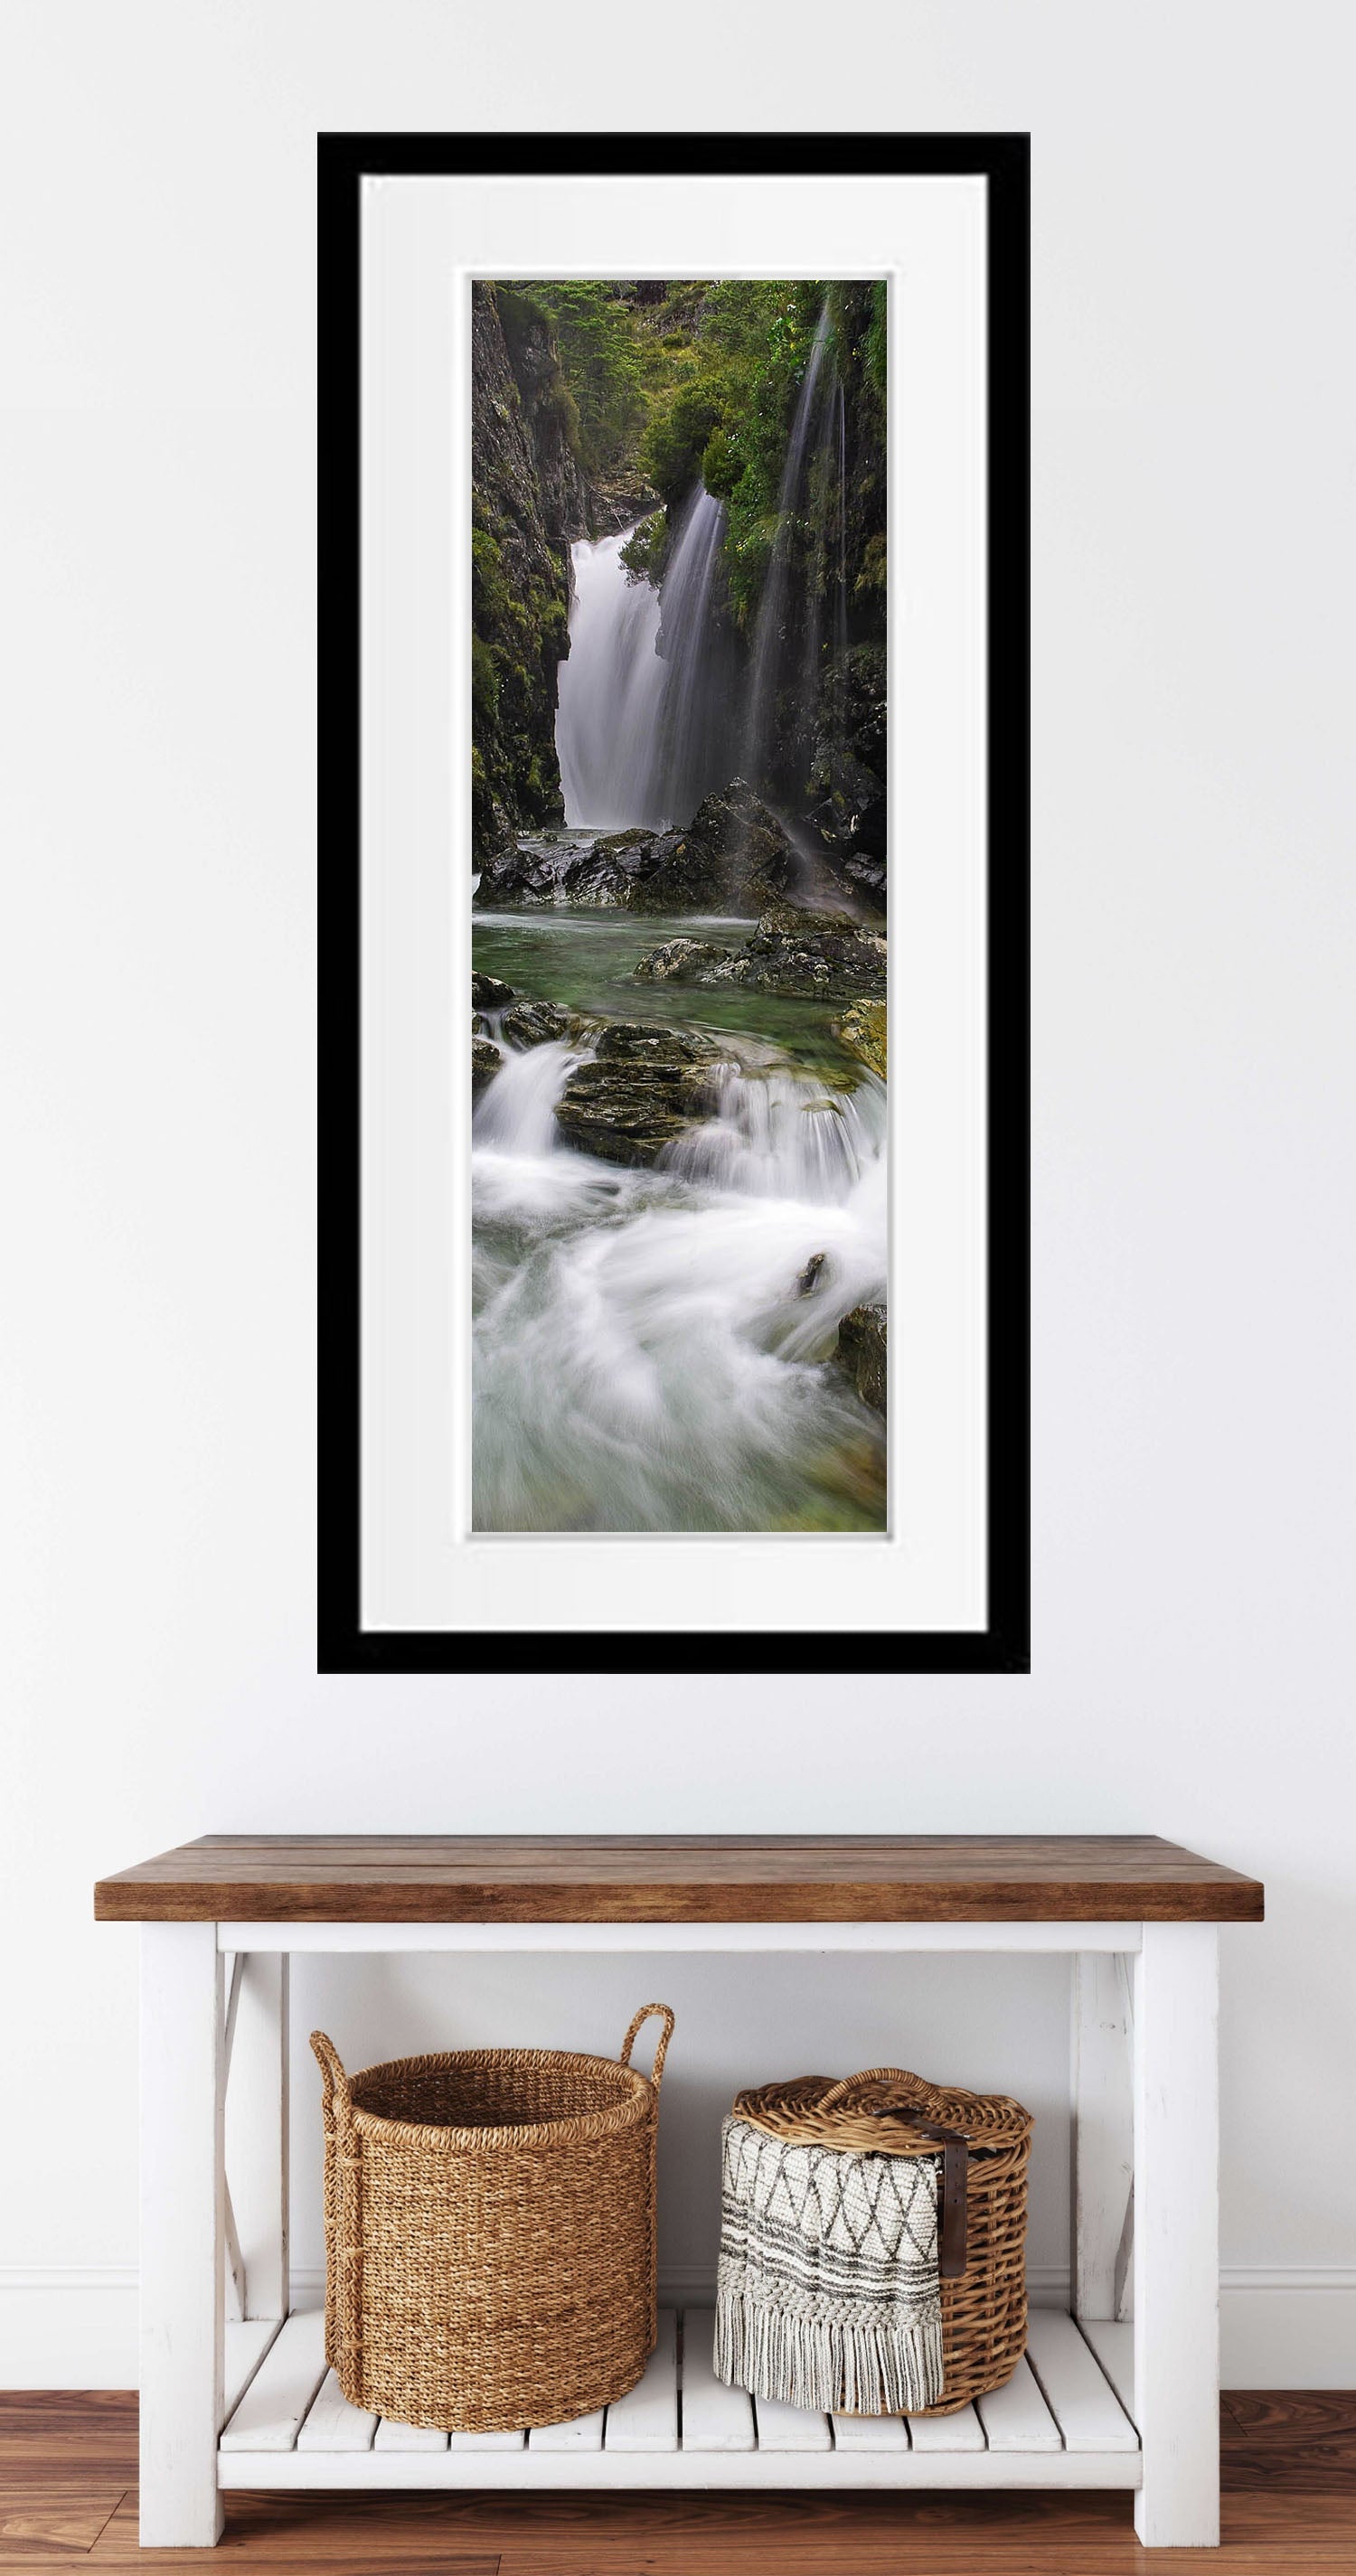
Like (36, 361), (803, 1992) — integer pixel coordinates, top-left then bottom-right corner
(219, 2308), (1141, 2491)
(372, 2417), (448, 2453)
(1079, 2317), (1135, 2422)
(528, 2406), (607, 2453)
(296, 2368), (377, 2453)
(833, 2411), (911, 2451)
(754, 2393), (833, 2453)
(976, 2355), (1064, 2452)
(220, 2309), (327, 2452)
(600, 2308), (679, 2452)
(681, 2309), (755, 2452)
(222, 2317), (281, 2421)
(1024, 2308), (1138, 2451)
(908, 2401), (985, 2453)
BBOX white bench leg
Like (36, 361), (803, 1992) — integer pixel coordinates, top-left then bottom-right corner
(140, 1923), (225, 2545)
(1071, 1949), (1135, 2321)
(224, 1953), (290, 2322)
(1133, 1923), (1219, 2547)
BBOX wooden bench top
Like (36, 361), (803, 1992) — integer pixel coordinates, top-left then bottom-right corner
(94, 1835), (1264, 1924)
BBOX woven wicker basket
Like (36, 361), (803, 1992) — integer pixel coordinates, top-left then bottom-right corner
(732, 2065), (1032, 2414)
(311, 2004), (674, 2434)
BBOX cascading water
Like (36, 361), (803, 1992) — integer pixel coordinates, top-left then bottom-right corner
(661, 1061), (884, 1205)
(555, 527), (666, 829)
(472, 1036), (577, 1156)
(741, 306), (834, 790)
(555, 484), (733, 832)
(649, 484), (737, 824)
(471, 1009), (887, 1532)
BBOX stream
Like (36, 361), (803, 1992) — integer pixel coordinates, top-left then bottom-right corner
(472, 455), (887, 1536)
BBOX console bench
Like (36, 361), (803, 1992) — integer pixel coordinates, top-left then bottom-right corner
(94, 1832), (1264, 2550)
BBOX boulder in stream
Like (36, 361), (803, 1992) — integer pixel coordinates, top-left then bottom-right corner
(500, 999), (572, 1048)
(633, 935), (730, 982)
(692, 904), (888, 1001)
(553, 1021), (724, 1168)
(471, 1032), (503, 1100)
(475, 781), (835, 915)
(651, 779), (800, 912)
(837, 1302), (888, 1418)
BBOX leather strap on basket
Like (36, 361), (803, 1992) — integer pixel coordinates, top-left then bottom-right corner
(820, 2077), (968, 2280)
(871, 2108), (968, 2280)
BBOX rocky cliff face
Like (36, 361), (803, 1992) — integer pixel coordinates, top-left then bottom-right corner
(471, 285), (589, 862)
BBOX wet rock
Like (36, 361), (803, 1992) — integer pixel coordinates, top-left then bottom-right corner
(500, 999), (572, 1048)
(476, 780), (843, 917)
(664, 778), (800, 911)
(472, 972), (516, 1011)
(474, 841), (577, 906)
(476, 831), (657, 911)
(825, 843), (888, 910)
(797, 1251), (828, 1297)
(696, 905), (887, 1001)
(834, 998), (888, 1079)
(837, 1302), (887, 1417)
(797, 643), (888, 898)
(624, 829), (724, 912)
(590, 828), (654, 867)
(469, 285), (586, 862)
(554, 1021), (724, 1168)
(472, 1033), (503, 1100)
(634, 935), (731, 982)
(564, 831), (656, 907)
(589, 475), (663, 532)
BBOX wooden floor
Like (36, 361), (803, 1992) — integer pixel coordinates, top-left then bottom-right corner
(0, 2391), (1352, 2571)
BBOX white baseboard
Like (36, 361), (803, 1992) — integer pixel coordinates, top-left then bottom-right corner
(0, 2270), (140, 2389)
(3, 2264), (1353, 2390)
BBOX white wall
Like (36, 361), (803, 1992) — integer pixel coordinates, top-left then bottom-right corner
(3, 0), (1353, 2390)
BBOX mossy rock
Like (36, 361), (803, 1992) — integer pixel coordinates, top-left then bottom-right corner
(837, 1302), (887, 1418)
(834, 999), (887, 1078)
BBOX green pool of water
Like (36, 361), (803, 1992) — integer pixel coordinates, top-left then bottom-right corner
(472, 905), (862, 1075)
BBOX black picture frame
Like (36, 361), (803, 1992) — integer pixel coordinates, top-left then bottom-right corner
(318, 132), (1030, 1677)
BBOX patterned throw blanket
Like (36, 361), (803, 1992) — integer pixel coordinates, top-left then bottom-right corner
(713, 2113), (944, 2414)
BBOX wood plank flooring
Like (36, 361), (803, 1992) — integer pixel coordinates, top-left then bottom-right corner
(1, 2390), (1352, 2571)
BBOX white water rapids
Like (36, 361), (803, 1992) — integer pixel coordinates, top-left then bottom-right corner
(471, 1027), (887, 1533)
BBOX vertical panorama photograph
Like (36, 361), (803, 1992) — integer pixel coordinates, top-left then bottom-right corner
(470, 280), (888, 1535)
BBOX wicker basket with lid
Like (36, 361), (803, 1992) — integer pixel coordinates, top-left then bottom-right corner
(311, 2003), (673, 2434)
(731, 2064), (1032, 2413)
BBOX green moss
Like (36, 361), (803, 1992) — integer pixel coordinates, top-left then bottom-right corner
(471, 636), (500, 721)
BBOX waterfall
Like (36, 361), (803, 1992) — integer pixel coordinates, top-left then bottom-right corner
(650, 486), (736, 825)
(472, 1037), (577, 1155)
(660, 1062), (885, 1205)
(556, 485), (733, 832)
(556, 528), (667, 829)
(741, 306), (834, 790)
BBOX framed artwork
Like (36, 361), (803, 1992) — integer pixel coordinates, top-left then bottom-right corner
(318, 134), (1029, 1674)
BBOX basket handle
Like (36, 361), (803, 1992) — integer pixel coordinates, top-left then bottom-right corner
(817, 2070), (968, 2280)
(619, 2003), (675, 2092)
(310, 2029), (353, 2117)
(819, 2066), (917, 2113)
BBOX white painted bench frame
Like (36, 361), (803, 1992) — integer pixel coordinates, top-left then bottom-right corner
(138, 1917), (1219, 2549)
